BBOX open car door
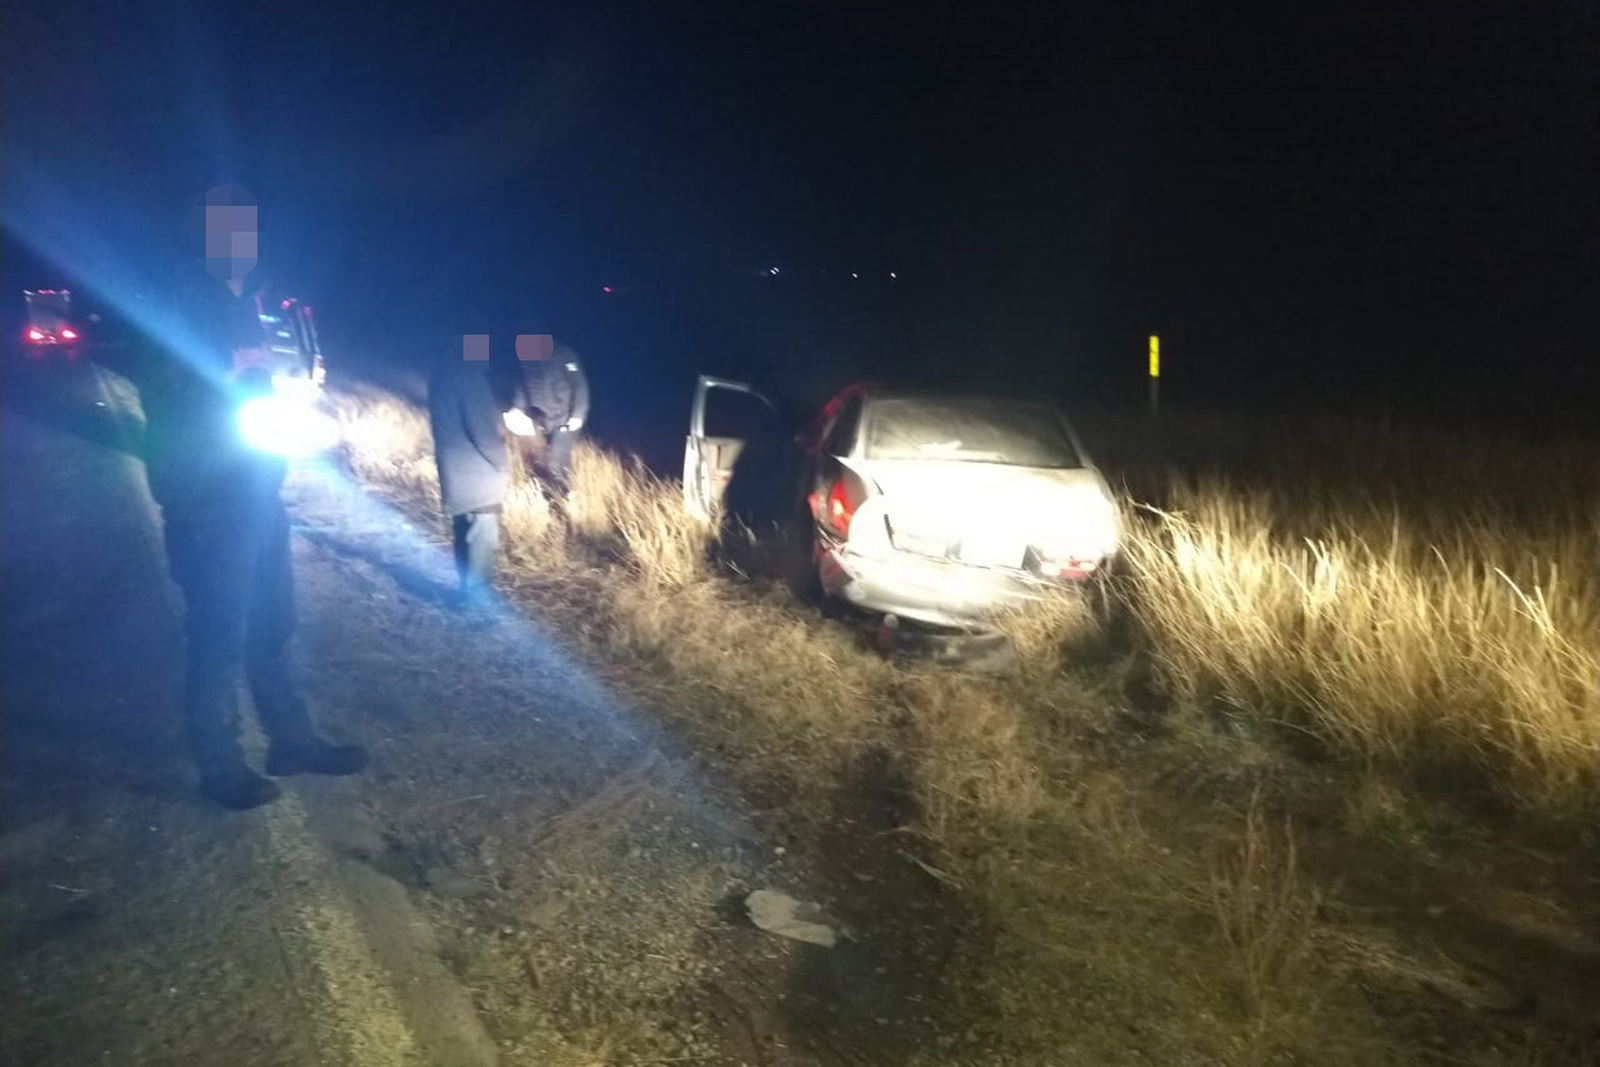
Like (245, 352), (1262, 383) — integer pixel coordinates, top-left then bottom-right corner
(684, 375), (777, 520)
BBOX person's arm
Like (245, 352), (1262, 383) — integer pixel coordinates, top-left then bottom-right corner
(566, 360), (590, 429)
(459, 370), (510, 471)
(500, 365), (540, 436)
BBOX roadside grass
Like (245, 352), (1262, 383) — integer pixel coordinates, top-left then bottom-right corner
(1122, 488), (1598, 820)
(1096, 412), (1600, 825)
(330, 384), (1597, 1064)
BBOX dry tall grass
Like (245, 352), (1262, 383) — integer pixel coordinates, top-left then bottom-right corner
(1122, 477), (1599, 821)
(327, 384), (1596, 1063)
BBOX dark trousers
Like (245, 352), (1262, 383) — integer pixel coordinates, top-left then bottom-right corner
(452, 507), (501, 595)
(545, 427), (581, 486)
(163, 495), (315, 775)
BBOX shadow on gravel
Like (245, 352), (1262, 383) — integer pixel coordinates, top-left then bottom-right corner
(1, 900), (100, 958)
(292, 525), (457, 606)
(0, 590), (187, 808)
(0, 362), (144, 458)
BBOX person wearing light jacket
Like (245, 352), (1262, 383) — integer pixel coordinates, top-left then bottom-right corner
(521, 338), (590, 492)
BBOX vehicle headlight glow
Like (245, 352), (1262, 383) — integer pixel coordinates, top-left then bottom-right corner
(237, 392), (341, 458)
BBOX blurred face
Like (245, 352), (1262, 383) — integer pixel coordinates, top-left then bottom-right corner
(194, 184), (259, 281)
(515, 334), (554, 362)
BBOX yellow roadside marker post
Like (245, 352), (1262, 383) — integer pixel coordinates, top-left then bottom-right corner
(1148, 334), (1160, 415)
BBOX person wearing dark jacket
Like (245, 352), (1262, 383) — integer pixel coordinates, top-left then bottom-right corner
(139, 264), (367, 811)
(428, 344), (534, 606)
(521, 339), (589, 491)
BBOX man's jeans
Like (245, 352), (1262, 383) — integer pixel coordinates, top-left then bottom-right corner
(452, 507), (501, 597)
(163, 496), (315, 776)
(546, 427), (581, 487)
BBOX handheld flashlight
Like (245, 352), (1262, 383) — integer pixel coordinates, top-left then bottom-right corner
(235, 370), (340, 458)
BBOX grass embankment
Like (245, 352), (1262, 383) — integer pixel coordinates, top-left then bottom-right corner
(332, 384), (1598, 1065)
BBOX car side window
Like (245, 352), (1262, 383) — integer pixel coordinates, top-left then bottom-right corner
(820, 393), (863, 456)
(804, 392), (845, 454)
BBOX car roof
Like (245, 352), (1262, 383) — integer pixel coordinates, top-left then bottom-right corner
(852, 384), (1062, 410)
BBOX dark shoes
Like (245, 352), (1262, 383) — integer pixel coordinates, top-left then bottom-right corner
(267, 736), (371, 777)
(199, 737), (367, 809)
(202, 768), (283, 810)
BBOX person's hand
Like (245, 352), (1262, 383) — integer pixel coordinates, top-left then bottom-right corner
(502, 408), (537, 437)
(562, 416), (584, 432)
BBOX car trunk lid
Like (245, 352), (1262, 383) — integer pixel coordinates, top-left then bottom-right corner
(846, 458), (1113, 569)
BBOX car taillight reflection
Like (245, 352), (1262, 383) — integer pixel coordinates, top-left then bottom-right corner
(1034, 556), (1099, 581)
(59, 327), (79, 341)
(25, 327), (46, 343)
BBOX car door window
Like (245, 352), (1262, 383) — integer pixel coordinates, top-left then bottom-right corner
(820, 394), (862, 456)
(802, 393), (843, 454)
(703, 385), (776, 442)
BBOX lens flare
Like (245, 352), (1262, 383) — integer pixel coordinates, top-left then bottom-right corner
(237, 393), (341, 457)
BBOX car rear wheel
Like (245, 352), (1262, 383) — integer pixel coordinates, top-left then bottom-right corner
(782, 516), (825, 605)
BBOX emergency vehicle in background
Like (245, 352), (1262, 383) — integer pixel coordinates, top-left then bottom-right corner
(236, 291), (341, 459)
(20, 288), (83, 360)
(255, 293), (326, 386)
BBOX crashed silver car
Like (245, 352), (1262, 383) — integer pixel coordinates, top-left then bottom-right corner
(685, 377), (1122, 628)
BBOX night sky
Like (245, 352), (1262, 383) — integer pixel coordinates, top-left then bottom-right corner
(4, 0), (1596, 433)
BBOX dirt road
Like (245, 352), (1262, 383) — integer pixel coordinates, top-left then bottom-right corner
(1, 362), (500, 1065)
(1, 362), (936, 1066)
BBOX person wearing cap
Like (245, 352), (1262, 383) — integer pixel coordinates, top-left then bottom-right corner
(520, 337), (590, 493)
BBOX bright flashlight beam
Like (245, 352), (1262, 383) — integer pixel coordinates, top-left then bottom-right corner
(237, 394), (341, 457)
(8, 146), (747, 841)
(3, 154), (242, 392)
(286, 448), (684, 755)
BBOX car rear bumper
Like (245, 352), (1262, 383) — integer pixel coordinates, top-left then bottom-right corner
(819, 545), (1103, 627)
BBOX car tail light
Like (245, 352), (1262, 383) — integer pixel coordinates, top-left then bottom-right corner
(25, 327), (47, 343)
(59, 326), (79, 341)
(813, 469), (868, 539)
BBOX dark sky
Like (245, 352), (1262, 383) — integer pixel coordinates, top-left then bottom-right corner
(4, 0), (1596, 421)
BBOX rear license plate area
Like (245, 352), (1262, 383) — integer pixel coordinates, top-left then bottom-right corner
(891, 528), (951, 558)
(956, 535), (1026, 568)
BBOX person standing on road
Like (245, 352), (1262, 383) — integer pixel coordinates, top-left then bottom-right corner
(428, 337), (537, 609)
(520, 335), (589, 494)
(139, 187), (368, 810)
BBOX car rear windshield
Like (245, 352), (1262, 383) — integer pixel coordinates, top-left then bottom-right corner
(863, 398), (1081, 468)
